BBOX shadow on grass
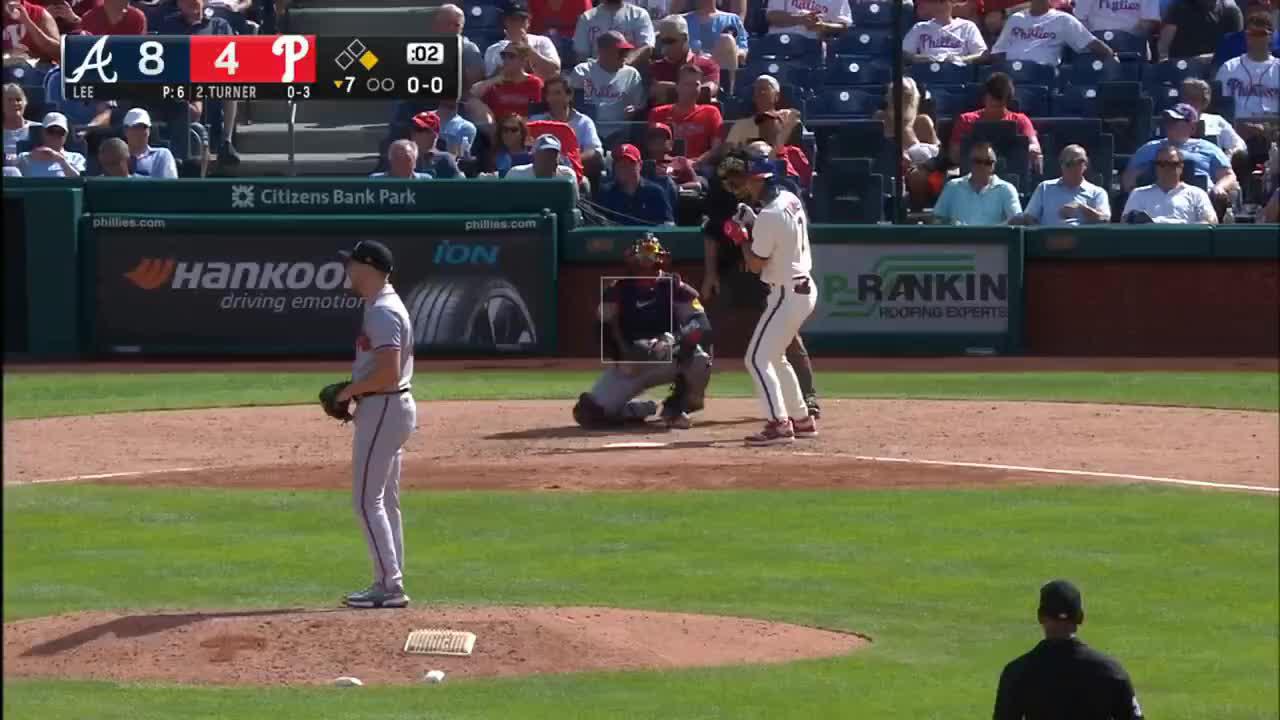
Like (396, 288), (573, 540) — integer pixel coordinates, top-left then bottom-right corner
(20, 608), (339, 657)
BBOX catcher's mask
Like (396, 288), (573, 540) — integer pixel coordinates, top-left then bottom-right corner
(624, 233), (670, 281)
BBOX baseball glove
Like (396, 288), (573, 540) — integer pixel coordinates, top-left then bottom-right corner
(319, 380), (354, 423)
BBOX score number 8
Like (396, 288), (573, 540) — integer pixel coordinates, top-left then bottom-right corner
(139, 40), (166, 75)
(406, 76), (445, 94)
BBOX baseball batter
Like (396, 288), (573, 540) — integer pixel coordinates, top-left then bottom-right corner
(720, 151), (817, 446)
(573, 234), (713, 430)
(334, 240), (417, 609)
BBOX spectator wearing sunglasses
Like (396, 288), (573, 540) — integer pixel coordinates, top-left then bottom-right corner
(1121, 143), (1218, 223)
(932, 140), (1022, 225)
(1122, 103), (1237, 218)
(1010, 145), (1111, 226)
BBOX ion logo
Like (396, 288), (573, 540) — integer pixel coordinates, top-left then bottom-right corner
(433, 240), (499, 265)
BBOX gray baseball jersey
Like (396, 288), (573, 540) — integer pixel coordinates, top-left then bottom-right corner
(573, 2), (656, 58)
(351, 283), (416, 594)
(569, 61), (646, 123)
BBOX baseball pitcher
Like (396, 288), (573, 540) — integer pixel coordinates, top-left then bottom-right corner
(319, 240), (417, 610)
(719, 150), (818, 446)
(573, 234), (714, 430)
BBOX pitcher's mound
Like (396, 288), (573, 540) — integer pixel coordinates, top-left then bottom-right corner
(4, 606), (869, 686)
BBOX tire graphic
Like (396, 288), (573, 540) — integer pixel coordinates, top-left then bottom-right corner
(405, 277), (538, 351)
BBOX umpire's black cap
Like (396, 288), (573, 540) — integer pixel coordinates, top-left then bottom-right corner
(1039, 579), (1084, 623)
(340, 240), (394, 273)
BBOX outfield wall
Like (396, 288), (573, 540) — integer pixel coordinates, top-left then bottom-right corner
(4, 178), (1277, 358)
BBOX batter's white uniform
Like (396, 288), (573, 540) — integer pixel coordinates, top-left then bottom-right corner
(746, 189), (816, 423)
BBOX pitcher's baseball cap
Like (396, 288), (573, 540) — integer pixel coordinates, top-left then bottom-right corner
(340, 239), (395, 273)
(1038, 579), (1084, 623)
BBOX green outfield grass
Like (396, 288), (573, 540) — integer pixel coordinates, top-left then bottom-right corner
(3, 484), (1278, 720)
(4, 370), (1278, 419)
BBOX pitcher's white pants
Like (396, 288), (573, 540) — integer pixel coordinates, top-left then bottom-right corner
(352, 393), (417, 591)
(746, 279), (816, 423)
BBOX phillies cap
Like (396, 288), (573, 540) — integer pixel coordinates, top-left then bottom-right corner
(339, 239), (395, 273)
(123, 108), (152, 128)
(615, 143), (642, 164)
(598, 30), (635, 50)
(412, 111), (441, 133)
(1038, 579), (1084, 622)
(1163, 103), (1199, 124)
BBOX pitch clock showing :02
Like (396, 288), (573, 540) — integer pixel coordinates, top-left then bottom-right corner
(407, 76), (446, 94)
(405, 42), (445, 65)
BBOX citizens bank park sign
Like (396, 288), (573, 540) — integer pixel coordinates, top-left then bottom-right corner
(807, 244), (1010, 334)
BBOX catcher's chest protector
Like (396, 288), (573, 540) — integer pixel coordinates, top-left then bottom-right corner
(613, 279), (675, 342)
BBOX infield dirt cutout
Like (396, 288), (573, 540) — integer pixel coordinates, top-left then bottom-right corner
(3, 397), (1276, 686)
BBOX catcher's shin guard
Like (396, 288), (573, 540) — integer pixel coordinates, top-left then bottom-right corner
(681, 345), (712, 413)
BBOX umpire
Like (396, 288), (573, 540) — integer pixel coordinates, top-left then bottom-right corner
(993, 580), (1145, 720)
(700, 145), (821, 418)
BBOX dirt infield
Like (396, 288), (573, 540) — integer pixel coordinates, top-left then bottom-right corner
(3, 395), (1276, 687)
(3, 606), (868, 686)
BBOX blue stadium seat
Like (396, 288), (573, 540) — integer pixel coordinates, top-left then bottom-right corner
(463, 2), (503, 31)
(812, 157), (883, 222)
(1053, 86), (1098, 116)
(810, 87), (881, 118)
(753, 32), (823, 62)
(825, 58), (891, 86)
(1066, 56), (1128, 87)
(850, 0), (894, 27)
(907, 60), (977, 87)
(925, 84), (980, 119)
(737, 59), (809, 93)
(985, 59), (1058, 88)
(1013, 84), (1050, 116)
(1147, 58), (1213, 87)
(1094, 29), (1150, 58)
(1150, 84), (1182, 112)
(828, 29), (894, 59)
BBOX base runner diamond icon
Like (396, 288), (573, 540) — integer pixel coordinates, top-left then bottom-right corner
(334, 51), (355, 70)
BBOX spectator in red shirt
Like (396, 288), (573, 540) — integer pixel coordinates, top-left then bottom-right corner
(79, 0), (145, 34)
(753, 110), (812, 190)
(948, 71), (1044, 173)
(34, 0), (99, 34)
(644, 121), (702, 188)
(470, 42), (546, 129)
(529, 0), (592, 38)
(3, 0), (60, 65)
(648, 63), (723, 161)
(650, 14), (721, 104)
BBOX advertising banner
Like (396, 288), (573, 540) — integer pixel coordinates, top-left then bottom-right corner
(90, 216), (555, 355)
(809, 243), (1011, 334)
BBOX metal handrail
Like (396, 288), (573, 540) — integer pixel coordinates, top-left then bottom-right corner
(288, 100), (297, 177)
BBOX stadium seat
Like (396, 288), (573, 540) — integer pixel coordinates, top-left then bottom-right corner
(924, 84), (980, 120)
(463, 2), (503, 31)
(737, 60), (810, 93)
(1013, 85), (1050, 116)
(907, 60), (977, 87)
(850, 0), (894, 27)
(745, 0), (769, 35)
(985, 59), (1058, 89)
(828, 29), (894, 59)
(1150, 84), (1182, 112)
(810, 87), (881, 118)
(825, 58), (892, 87)
(1066, 56), (1129, 87)
(812, 157), (883, 222)
(1053, 86), (1098, 116)
(753, 32), (823, 62)
(1147, 58), (1213, 88)
(1095, 30), (1150, 58)
(821, 119), (886, 164)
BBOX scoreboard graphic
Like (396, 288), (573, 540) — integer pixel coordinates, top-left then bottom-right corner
(61, 35), (461, 101)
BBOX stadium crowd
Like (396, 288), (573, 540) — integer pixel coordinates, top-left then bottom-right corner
(4, 0), (1280, 224)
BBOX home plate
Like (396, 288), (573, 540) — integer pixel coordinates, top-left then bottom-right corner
(602, 441), (670, 449)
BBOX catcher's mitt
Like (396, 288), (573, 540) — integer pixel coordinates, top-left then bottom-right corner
(319, 381), (354, 423)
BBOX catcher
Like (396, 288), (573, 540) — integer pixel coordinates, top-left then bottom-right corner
(573, 233), (713, 430)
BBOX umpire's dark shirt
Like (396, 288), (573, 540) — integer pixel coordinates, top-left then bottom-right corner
(994, 637), (1144, 720)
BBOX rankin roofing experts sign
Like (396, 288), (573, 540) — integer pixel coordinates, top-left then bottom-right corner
(807, 243), (1011, 334)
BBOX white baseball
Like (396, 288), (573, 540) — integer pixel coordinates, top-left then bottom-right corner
(423, 670), (446, 684)
(333, 676), (363, 687)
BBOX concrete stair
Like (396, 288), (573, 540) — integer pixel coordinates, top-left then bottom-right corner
(224, 2), (447, 176)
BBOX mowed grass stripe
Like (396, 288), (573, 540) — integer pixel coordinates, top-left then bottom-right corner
(3, 485), (1276, 719)
(4, 371), (1277, 419)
